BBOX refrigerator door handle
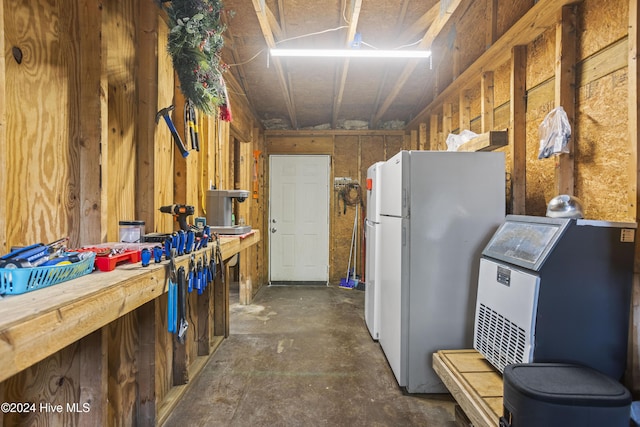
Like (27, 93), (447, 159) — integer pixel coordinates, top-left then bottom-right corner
(403, 188), (408, 209)
(402, 226), (407, 246)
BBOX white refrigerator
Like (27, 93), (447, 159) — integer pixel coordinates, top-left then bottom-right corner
(364, 162), (384, 340)
(378, 150), (505, 393)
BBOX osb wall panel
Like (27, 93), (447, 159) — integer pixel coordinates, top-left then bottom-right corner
(333, 136), (360, 282)
(527, 30), (555, 90)
(330, 134), (408, 283)
(4, 0), (81, 248)
(468, 86), (481, 126)
(456, 0), (489, 72)
(496, 0), (534, 40)
(576, 68), (630, 222)
(579, 0), (628, 60)
(525, 80), (556, 216)
(434, 45), (455, 97)
(493, 62), (511, 109)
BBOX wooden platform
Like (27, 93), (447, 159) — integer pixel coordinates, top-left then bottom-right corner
(433, 349), (503, 427)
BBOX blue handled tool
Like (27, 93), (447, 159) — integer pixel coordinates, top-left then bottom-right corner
(185, 230), (195, 254)
(172, 233), (179, 254)
(202, 226), (210, 248)
(156, 105), (189, 158)
(177, 266), (188, 343)
(167, 250), (178, 333)
(153, 246), (163, 263)
(141, 248), (151, 267)
(188, 255), (195, 293)
(176, 230), (185, 256)
(164, 237), (172, 260)
(197, 259), (205, 295)
(0, 237), (68, 268)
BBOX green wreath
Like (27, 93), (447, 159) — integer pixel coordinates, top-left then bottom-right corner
(163, 0), (231, 119)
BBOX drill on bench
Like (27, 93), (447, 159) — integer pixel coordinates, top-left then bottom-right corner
(159, 204), (195, 231)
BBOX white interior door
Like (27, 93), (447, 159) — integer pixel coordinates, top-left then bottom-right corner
(269, 155), (330, 283)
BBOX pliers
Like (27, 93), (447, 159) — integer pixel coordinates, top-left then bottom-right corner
(167, 249), (178, 334)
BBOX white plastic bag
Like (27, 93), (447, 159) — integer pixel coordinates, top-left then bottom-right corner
(538, 106), (571, 159)
(446, 129), (478, 151)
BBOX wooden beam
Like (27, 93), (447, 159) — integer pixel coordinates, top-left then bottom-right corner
(419, 123), (427, 150)
(456, 130), (508, 152)
(433, 350), (501, 427)
(628, 0), (640, 395)
(0, 0), (6, 253)
(373, 0), (469, 126)
(485, 0), (498, 49)
(222, 14), (259, 122)
(332, 0), (362, 128)
(555, 5), (577, 196)
(251, 0), (297, 128)
(481, 71), (495, 132)
(396, 3), (440, 45)
(79, 0), (107, 246)
(79, 330), (108, 427)
(277, 0), (286, 36)
(459, 90), (471, 131)
(136, 0), (159, 236)
(443, 103), (453, 151)
(136, 302), (156, 426)
(510, 46), (527, 215)
(408, 0), (584, 129)
(430, 114), (439, 150)
(266, 6), (284, 41)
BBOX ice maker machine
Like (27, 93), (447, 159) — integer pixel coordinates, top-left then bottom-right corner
(473, 215), (636, 379)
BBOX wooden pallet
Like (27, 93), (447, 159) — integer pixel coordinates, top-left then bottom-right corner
(433, 349), (503, 427)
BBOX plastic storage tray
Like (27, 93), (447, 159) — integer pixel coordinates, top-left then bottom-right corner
(0, 252), (96, 295)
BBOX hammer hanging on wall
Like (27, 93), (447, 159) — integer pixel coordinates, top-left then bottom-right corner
(156, 105), (190, 158)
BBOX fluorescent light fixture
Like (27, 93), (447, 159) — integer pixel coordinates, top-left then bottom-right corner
(270, 48), (431, 59)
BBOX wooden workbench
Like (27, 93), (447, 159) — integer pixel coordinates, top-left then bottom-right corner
(0, 230), (260, 426)
(433, 349), (503, 427)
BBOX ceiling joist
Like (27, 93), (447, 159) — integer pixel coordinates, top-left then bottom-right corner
(251, 0), (298, 128)
(332, 0), (363, 128)
(396, 2), (440, 45)
(372, 0), (468, 127)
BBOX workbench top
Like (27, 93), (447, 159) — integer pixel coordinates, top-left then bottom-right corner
(433, 349), (502, 427)
(0, 230), (260, 384)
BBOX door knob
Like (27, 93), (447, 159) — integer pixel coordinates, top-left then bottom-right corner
(271, 227), (277, 233)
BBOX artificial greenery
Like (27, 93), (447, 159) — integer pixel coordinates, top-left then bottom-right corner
(163, 0), (231, 118)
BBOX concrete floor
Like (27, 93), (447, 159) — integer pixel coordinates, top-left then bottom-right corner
(163, 284), (458, 427)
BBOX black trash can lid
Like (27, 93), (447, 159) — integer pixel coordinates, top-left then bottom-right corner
(504, 363), (631, 407)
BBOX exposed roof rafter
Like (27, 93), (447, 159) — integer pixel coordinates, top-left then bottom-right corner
(331, 0), (363, 128)
(251, 0), (298, 128)
(372, 0), (468, 127)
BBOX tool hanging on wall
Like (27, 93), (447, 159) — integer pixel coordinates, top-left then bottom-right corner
(338, 182), (363, 215)
(156, 105), (189, 158)
(184, 100), (200, 152)
(167, 251), (178, 334)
